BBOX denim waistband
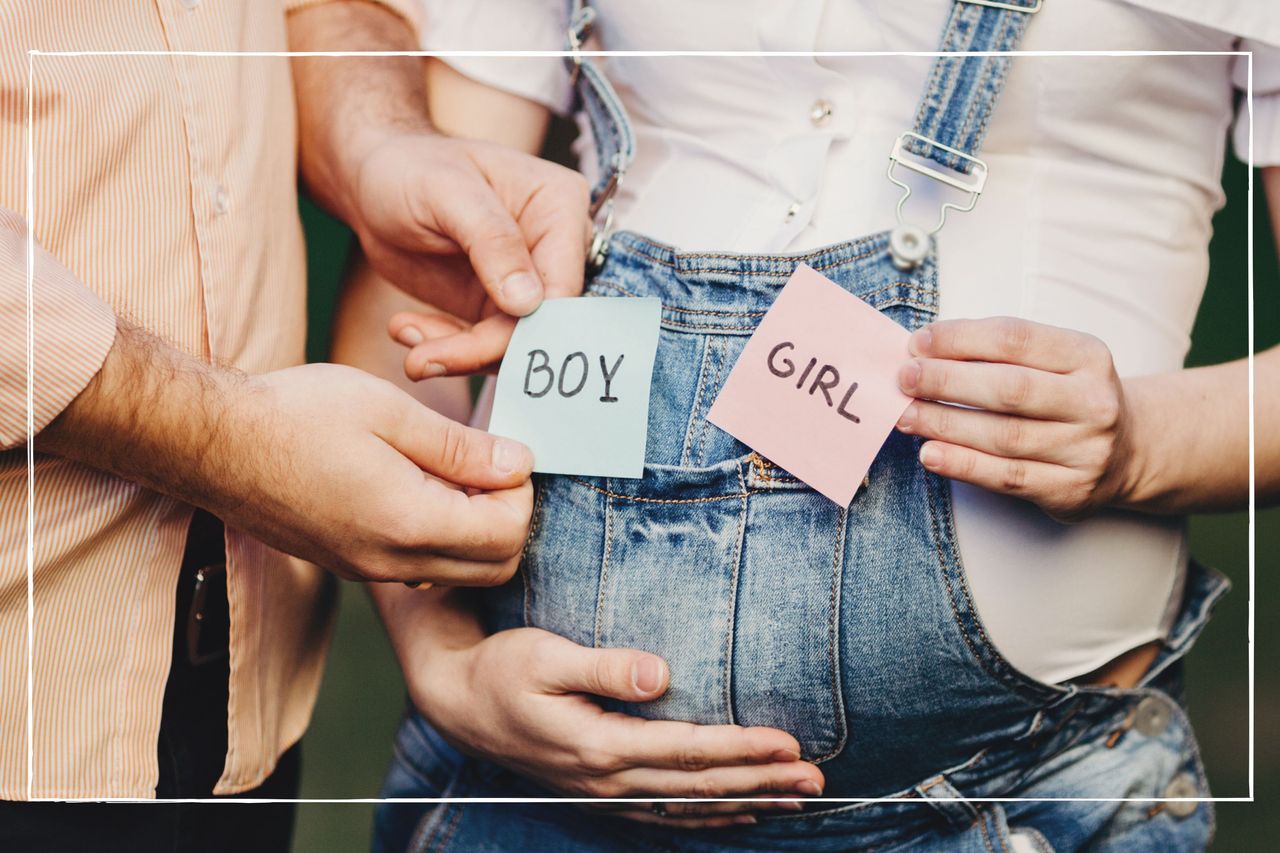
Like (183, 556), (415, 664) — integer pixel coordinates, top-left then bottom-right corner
(594, 231), (940, 332)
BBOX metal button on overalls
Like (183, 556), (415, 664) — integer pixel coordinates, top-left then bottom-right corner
(1133, 696), (1171, 737)
(1162, 773), (1200, 817)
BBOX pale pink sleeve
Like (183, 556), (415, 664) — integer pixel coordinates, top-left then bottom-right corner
(0, 208), (116, 450)
(285, 0), (424, 38)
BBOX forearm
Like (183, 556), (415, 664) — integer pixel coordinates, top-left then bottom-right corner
(424, 59), (551, 153)
(288, 1), (429, 221)
(370, 582), (485, 714)
(1122, 345), (1280, 514)
(36, 320), (257, 510)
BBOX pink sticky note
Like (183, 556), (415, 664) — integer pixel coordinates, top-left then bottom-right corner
(707, 264), (914, 505)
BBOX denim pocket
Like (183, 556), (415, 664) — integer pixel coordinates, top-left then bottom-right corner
(522, 454), (847, 761)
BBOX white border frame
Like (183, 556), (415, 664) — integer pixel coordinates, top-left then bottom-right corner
(24, 48), (1255, 809)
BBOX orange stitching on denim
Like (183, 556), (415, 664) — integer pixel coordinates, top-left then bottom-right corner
(747, 452), (801, 484)
(723, 467), (748, 727)
(520, 484), (547, 628)
(594, 492), (613, 648)
(612, 239), (886, 273)
(434, 803), (465, 852)
(665, 304), (769, 317)
(693, 339), (725, 465)
(590, 279), (637, 298)
(919, 775), (948, 795)
(812, 505), (849, 764)
(595, 275), (934, 326)
(682, 338), (715, 466)
(568, 477), (747, 504)
(660, 318), (757, 332)
(659, 298), (936, 332)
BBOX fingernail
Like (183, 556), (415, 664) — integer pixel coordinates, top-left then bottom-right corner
(491, 439), (530, 475)
(910, 327), (933, 356)
(500, 272), (542, 312)
(899, 361), (922, 393)
(420, 362), (447, 379)
(897, 404), (917, 432)
(396, 326), (424, 347)
(770, 749), (801, 762)
(632, 655), (665, 693)
(919, 444), (942, 468)
(732, 815), (758, 825)
(795, 780), (823, 797)
(778, 800), (805, 812)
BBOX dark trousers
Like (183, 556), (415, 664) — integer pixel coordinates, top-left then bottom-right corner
(1, 511), (300, 853)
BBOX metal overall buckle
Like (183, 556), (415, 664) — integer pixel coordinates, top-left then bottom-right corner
(885, 131), (988, 270)
(587, 154), (626, 271)
(565, 4), (596, 80)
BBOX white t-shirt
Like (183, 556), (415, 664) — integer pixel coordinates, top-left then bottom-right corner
(422, 0), (1277, 683)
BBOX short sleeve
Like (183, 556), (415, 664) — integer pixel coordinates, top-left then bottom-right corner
(285, 0), (424, 39)
(418, 0), (575, 115)
(1232, 41), (1280, 167)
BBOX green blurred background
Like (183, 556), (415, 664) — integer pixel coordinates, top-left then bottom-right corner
(288, 153), (1278, 851)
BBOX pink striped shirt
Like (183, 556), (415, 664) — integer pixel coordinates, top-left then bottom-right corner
(1, 0), (419, 799)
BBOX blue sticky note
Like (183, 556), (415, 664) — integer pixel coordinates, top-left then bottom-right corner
(488, 296), (662, 478)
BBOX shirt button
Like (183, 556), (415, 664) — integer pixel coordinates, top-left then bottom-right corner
(1133, 696), (1171, 737)
(180, 0), (201, 9)
(213, 185), (230, 216)
(810, 98), (834, 128)
(784, 202), (800, 223)
(1162, 773), (1199, 818)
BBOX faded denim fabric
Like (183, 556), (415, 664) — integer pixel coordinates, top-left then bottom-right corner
(374, 1), (1228, 849)
(374, 233), (1227, 852)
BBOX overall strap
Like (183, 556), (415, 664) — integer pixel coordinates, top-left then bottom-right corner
(565, 0), (635, 268)
(888, 0), (1042, 269)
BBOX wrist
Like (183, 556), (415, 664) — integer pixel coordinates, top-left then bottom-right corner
(1112, 376), (1162, 511)
(289, 1), (432, 222)
(372, 585), (484, 717)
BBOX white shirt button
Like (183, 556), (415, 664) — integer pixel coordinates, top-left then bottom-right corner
(809, 99), (834, 128)
(784, 202), (800, 223)
(180, 0), (201, 10)
(213, 185), (230, 216)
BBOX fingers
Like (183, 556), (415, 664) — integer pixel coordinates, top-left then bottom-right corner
(389, 310), (469, 351)
(540, 643), (671, 702)
(430, 167), (547, 318)
(917, 440), (1081, 512)
(518, 174), (589, 301)
(380, 392), (532, 488)
(431, 147), (588, 319)
(607, 760), (825, 801)
(898, 400), (1080, 463)
(603, 719), (804, 773)
(383, 549), (520, 588)
(909, 317), (1106, 374)
(400, 478), (534, 566)
(899, 359), (1084, 420)
(404, 314), (518, 378)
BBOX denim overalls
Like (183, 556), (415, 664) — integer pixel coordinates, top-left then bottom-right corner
(376, 2), (1229, 850)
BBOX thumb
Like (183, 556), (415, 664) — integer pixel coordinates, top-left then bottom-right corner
(544, 643), (671, 703)
(379, 391), (533, 489)
(433, 173), (545, 318)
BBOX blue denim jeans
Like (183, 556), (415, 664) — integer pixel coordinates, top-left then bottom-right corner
(375, 231), (1226, 852)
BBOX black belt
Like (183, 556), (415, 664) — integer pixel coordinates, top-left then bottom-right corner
(175, 509), (229, 667)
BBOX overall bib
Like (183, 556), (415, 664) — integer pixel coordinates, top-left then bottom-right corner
(376, 2), (1229, 850)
